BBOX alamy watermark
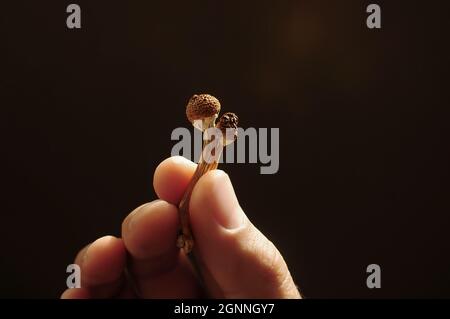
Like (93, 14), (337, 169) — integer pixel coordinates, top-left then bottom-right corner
(66, 264), (81, 288)
(366, 264), (381, 289)
(171, 127), (280, 175)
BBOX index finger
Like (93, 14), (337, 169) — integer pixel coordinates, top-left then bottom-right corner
(153, 156), (196, 204)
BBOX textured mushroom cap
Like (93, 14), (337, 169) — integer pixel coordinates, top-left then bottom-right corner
(217, 112), (239, 131)
(217, 112), (239, 144)
(186, 94), (221, 123)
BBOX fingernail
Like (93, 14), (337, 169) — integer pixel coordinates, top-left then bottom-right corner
(210, 172), (245, 229)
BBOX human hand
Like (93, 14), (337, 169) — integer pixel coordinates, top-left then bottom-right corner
(61, 156), (300, 298)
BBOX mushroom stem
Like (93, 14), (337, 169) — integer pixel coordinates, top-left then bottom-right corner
(177, 131), (223, 254)
(176, 135), (225, 296)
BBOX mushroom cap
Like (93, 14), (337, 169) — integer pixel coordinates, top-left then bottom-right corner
(186, 94), (221, 123)
(217, 112), (238, 131)
(217, 112), (239, 144)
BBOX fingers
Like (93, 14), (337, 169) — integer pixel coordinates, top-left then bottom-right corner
(152, 156), (299, 298)
(122, 201), (180, 275)
(121, 200), (201, 298)
(64, 157), (199, 299)
(189, 171), (301, 298)
(65, 156), (299, 299)
(62, 236), (127, 299)
(81, 236), (126, 287)
(153, 156), (196, 204)
(61, 287), (91, 299)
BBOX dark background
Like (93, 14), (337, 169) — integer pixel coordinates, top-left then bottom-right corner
(1, 1), (449, 298)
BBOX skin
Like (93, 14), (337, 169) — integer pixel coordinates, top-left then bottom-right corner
(61, 156), (300, 299)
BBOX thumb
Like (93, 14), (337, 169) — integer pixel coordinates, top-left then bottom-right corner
(189, 170), (300, 298)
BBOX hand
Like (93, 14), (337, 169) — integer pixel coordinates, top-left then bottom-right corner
(61, 156), (300, 298)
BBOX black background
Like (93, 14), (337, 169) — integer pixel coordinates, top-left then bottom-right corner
(1, 1), (449, 298)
